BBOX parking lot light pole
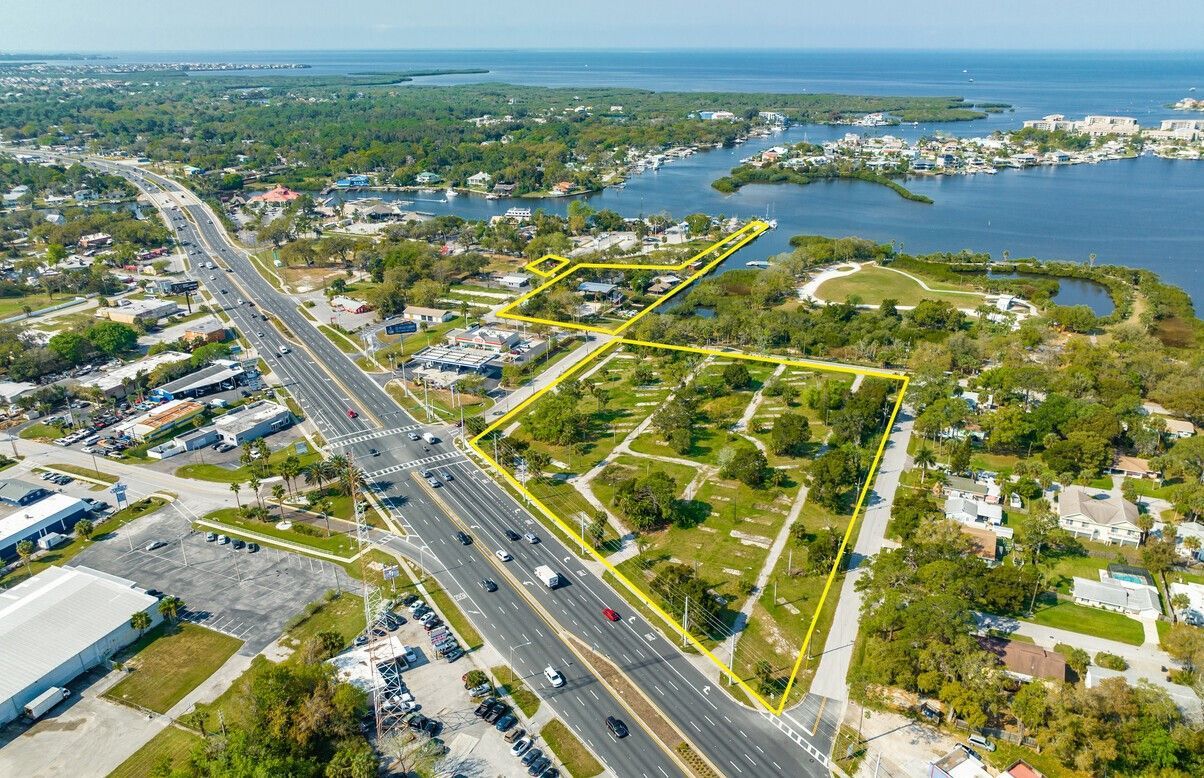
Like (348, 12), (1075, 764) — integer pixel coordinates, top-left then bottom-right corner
(508, 640), (533, 673)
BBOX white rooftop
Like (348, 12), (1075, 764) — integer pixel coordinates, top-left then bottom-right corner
(0, 493), (89, 551)
(0, 566), (156, 705)
(78, 352), (191, 393)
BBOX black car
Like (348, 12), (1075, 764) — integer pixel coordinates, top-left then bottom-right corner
(479, 578), (498, 593)
(474, 699), (496, 718)
(401, 593), (419, 606)
(407, 715), (429, 731)
(455, 531), (472, 545)
(522, 748), (543, 767)
(247, 542), (259, 553)
(423, 618), (445, 631)
(484, 702), (509, 724)
(541, 769), (560, 778)
(606, 716), (629, 738)
(495, 714), (517, 732)
(528, 758), (551, 777)
(231, 539), (246, 550)
(504, 528), (521, 542)
(369, 447), (379, 457)
(422, 719), (442, 737)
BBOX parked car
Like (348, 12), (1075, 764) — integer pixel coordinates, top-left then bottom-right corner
(205, 532), (217, 542)
(511, 736), (533, 757)
(521, 748), (543, 767)
(528, 757), (551, 776)
(144, 540), (166, 551)
(495, 714), (517, 732)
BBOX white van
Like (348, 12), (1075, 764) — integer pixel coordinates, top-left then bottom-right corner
(967, 734), (996, 752)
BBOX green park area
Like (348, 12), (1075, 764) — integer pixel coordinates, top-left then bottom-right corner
(488, 340), (900, 706)
(815, 264), (986, 308)
(109, 725), (201, 778)
(541, 719), (604, 778)
(105, 623), (243, 714)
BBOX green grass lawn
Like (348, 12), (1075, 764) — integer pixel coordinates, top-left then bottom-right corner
(41, 462), (119, 483)
(425, 577), (484, 651)
(189, 656), (266, 734)
(0, 292), (69, 319)
(541, 719), (604, 778)
(815, 265), (986, 308)
(491, 664), (541, 717)
(0, 497), (167, 587)
(105, 623), (243, 713)
(1044, 554), (1110, 594)
(201, 507), (359, 557)
(175, 445), (320, 483)
(278, 592), (366, 661)
(318, 324), (362, 354)
(108, 725), (200, 778)
(19, 421), (67, 440)
(1024, 600), (1145, 646)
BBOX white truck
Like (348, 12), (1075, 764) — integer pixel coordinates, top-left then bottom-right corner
(422, 432), (437, 444)
(534, 565), (560, 589)
(24, 687), (70, 720)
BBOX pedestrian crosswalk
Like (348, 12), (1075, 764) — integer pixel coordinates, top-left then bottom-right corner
(327, 424), (423, 448)
(363, 450), (464, 479)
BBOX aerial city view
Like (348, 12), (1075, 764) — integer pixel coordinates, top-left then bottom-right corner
(1, 3), (1203, 778)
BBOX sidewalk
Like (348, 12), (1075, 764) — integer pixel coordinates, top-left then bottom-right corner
(809, 409), (914, 702)
(486, 335), (614, 421)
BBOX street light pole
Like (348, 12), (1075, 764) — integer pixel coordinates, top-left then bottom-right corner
(509, 639), (533, 671)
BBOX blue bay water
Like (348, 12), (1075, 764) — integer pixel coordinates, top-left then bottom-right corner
(88, 49), (1204, 305)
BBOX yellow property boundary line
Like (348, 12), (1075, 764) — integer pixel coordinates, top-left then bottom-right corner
(499, 220), (771, 336)
(469, 336), (908, 715)
(524, 254), (570, 277)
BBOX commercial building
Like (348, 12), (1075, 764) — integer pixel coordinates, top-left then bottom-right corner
(331, 296), (373, 314)
(150, 360), (244, 401)
(249, 185), (301, 205)
(0, 380), (37, 404)
(76, 233), (112, 250)
(0, 494), (91, 561)
(401, 306), (455, 324)
(182, 318), (229, 346)
(213, 400), (293, 446)
(98, 298), (180, 325)
(76, 351), (192, 399)
(0, 478), (50, 507)
(0, 566), (161, 725)
(125, 399), (206, 441)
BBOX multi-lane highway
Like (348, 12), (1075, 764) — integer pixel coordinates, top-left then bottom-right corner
(86, 159), (839, 777)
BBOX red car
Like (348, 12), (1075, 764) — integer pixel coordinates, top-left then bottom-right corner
(346, 409), (358, 418)
(602, 607), (620, 622)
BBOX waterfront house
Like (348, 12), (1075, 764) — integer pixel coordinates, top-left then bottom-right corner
(552, 181), (574, 195)
(1057, 486), (1141, 546)
(492, 182), (517, 197)
(466, 171), (493, 189)
(336, 174), (371, 188)
(415, 172), (442, 185)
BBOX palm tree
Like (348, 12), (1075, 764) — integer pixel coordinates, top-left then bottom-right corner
(914, 446), (937, 483)
(248, 475), (263, 509)
(158, 596), (184, 626)
(303, 460), (327, 493)
(271, 483), (287, 521)
(279, 455), (302, 497)
(75, 518), (95, 542)
(130, 610), (152, 638)
(16, 539), (35, 578)
(230, 481), (243, 510)
(337, 465), (367, 498)
(319, 498), (333, 538)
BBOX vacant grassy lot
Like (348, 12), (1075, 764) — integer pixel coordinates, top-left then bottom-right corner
(19, 421), (68, 440)
(108, 725), (200, 778)
(318, 323), (361, 354)
(815, 265), (985, 308)
(105, 623), (243, 713)
(1025, 600), (1145, 646)
(541, 718), (604, 778)
(277, 592), (366, 661)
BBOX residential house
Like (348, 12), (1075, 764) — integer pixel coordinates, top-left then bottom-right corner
(497, 274), (531, 290)
(1110, 454), (1160, 481)
(944, 497), (1004, 526)
(336, 174), (372, 188)
(960, 525), (999, 566)
(977, 637), (1066, 683)
(491, 182), (517, 197)
(1057, 486), (1141, 546)
(647, 274), (683, 295)
(466, 171), (493, 189)
(930, 746), (992, 778)
(1001, 762), (1044, 778)
(1163, 418), (1197, 438)
(414, 172), (442, 185)
(944, 475), (1001, 505)
(1071, 576), (1160, 617)
(551, 181), (574, 195)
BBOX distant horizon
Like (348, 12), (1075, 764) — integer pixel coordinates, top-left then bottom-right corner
(5, 47), (1204, 56)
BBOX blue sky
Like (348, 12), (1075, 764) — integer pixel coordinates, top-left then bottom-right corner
(2, 1), (1201, 52)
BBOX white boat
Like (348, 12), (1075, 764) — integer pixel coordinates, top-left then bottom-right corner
(485, 193), (500, 200)
(445, 188), (458, 198)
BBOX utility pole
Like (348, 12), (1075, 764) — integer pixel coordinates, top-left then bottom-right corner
(682, 596), (689, 648)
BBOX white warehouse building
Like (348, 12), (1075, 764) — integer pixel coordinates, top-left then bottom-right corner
(0, 493), (91, 561)
(0, 566), (161, 725)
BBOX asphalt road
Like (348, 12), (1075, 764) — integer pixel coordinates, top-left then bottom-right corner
(87, 160), (836, 777)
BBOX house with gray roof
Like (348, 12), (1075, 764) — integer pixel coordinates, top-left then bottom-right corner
(1071, 576), (1160, 617)
(1058, 486), (1141, 546)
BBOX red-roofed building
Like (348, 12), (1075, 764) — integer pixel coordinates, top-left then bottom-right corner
(249, 185), (301, 204)
(1002, 761), (1043, 778)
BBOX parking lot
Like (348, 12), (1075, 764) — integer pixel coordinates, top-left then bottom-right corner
(70, 507), (357, 653)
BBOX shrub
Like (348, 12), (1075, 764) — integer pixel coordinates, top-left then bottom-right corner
(1094, 651), (1128, 671)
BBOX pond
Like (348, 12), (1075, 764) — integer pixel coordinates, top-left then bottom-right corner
(988, 271), (1115, 316)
